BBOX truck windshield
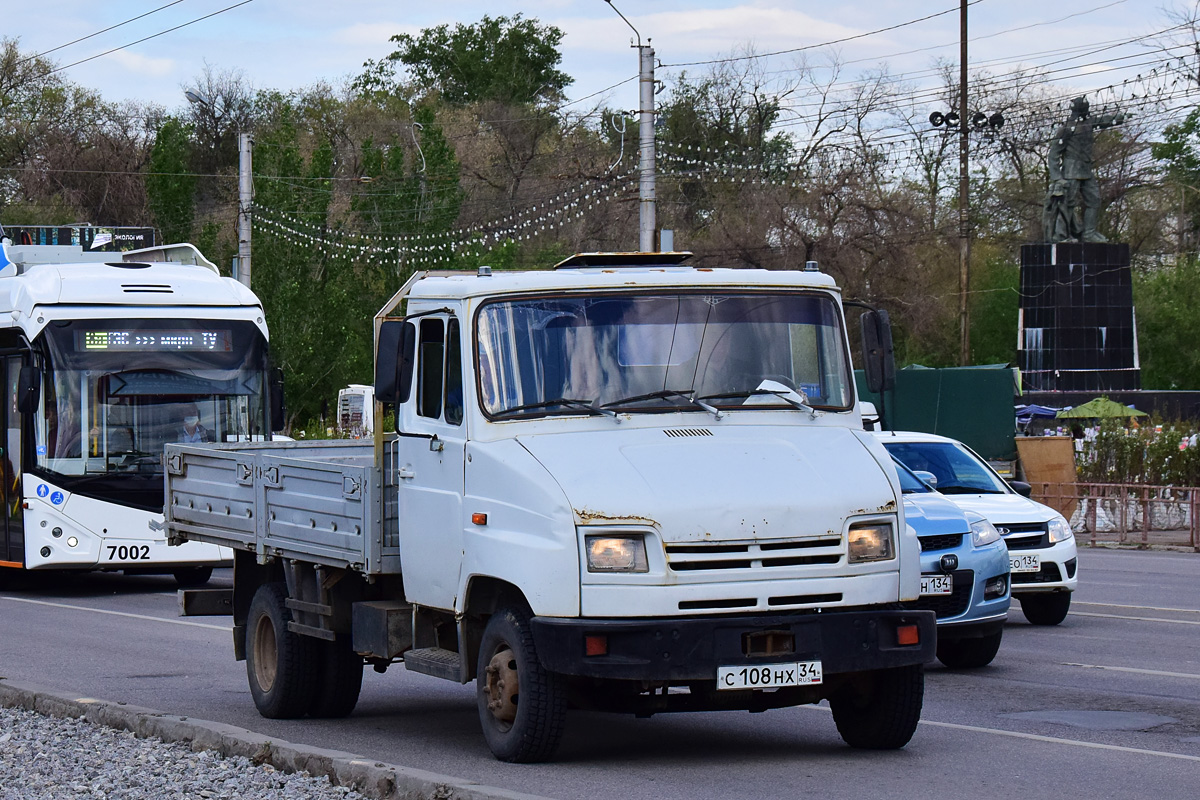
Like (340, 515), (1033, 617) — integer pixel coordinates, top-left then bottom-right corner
(33, 319), (269, 510)
(476, 292), (852, 418)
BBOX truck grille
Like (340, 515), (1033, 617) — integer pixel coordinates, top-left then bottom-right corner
(666, 537), (842, 572)
(913, 569), (973, 618)
(1000, 522), (1049, 550)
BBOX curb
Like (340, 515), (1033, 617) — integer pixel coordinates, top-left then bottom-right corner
(0, 678), (551, 800)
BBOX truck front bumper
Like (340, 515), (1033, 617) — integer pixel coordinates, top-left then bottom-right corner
(531, 608), (935, 681)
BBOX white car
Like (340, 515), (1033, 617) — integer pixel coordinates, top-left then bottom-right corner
(876, 431), (1078, 626)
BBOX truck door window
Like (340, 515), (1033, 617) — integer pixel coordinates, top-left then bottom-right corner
(417, 319), (445, 420)
(444, 319), (463, 426)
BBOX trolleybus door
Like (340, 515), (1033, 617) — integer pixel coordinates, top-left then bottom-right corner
(1, 356), (24, 566)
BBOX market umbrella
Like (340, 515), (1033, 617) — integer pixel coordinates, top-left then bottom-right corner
(1055, 396), (1147, 419)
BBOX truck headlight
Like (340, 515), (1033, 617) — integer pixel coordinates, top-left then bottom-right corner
(1048, 515), (1073, 543)
(970, 516), (1001, 547)
(585, 534), (649, 573)
(847, 523), (894, 563)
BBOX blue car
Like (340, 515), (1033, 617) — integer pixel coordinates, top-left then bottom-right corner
(896, 458), (1012, 668)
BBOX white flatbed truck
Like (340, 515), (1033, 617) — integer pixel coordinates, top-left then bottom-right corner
(165, 253), (934, 762)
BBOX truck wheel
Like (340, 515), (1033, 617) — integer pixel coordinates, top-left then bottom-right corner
(829, 665), (923, 749)
(1020, 592), (1071, 626)
(173, 566), (213, 587)
(476, 606), (566, 763)
(246, 582), (317, 719)
(936, 630), (1003, 669)
(309, 636), (364, 718)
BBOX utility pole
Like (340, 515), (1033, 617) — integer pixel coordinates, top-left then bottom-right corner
(638, 41), (657, 252)
(605, 0), (656, 251)
(957, 0), (971, 365)
(238, 131), (253, 289)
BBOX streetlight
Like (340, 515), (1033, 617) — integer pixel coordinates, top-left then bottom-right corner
(604, 0), (656, 252)
(185, 90), (253, 290)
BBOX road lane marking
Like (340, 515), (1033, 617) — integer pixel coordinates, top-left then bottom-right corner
(1064, 663), (1200, 680)
(0, 596), (231, 631)
(1075, 601), (1200, 614)
(1071, 611), (1200, 625)
(919, 720), (1200, 762)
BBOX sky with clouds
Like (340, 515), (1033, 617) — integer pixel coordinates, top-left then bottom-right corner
(3, 0), (1183, 116)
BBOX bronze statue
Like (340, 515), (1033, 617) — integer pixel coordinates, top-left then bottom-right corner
(1043, 96), (1125, 242)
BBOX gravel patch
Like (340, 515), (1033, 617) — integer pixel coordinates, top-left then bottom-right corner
(0, 705), (368, 800)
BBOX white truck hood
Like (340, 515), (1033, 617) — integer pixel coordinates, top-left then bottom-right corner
(516, 425), (897, 543)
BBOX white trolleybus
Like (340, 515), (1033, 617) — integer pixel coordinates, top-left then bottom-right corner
(0, 230), (280, 586)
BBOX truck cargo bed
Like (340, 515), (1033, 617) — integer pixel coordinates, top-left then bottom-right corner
(165, 438), (400, 574)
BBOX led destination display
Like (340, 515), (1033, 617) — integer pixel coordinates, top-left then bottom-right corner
(77, 329), (233, 352)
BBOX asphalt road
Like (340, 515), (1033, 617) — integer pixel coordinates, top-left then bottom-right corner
(1, 548), (1198, 799)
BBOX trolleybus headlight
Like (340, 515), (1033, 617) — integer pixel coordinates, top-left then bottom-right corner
(51, 527), (62, 538)
(67, 536), (78, 547)
(847, 522), (894, 563)
(39, 547), (51, 558)
(585, 534), (649, 573)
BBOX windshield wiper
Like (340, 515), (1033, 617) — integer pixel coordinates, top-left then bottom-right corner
(698, 388), (820, 418)
(601, 388), (724, 420)
(492, 397), (618, 421)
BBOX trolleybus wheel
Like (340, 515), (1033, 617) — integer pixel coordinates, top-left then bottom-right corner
(936, 629), (1003, 669)
(173, 566), (213, 587)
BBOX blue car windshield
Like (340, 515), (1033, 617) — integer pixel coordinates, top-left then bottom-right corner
(892, 457), (933, 494)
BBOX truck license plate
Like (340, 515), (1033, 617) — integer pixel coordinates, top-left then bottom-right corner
(1010, 553), (1041, 573)
(717, 661), (822, 690)
(920, 574), (953, 595)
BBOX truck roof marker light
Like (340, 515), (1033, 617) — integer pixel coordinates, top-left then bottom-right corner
(584, 634), (608, 657)
(477, 265), (492, 277)
(896, 624), (920, 646)
(471, 513), (488, 526)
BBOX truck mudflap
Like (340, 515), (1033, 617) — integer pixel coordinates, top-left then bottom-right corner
(530, 609), (936, 681)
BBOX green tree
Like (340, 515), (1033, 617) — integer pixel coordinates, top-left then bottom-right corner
(1134, 256), (1200, 389)
(146, 118), (196, 243)
(385, 14), (571, 106)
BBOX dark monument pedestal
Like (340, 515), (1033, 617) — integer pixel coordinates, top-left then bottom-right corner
(1017, 242), (1139, 393)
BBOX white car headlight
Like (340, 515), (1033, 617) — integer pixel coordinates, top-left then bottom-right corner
(585, 534), (649, 572)
(848, 522), (894, 563)
(1048, 515), (1073, 543)
(968, 515), (1001, 547)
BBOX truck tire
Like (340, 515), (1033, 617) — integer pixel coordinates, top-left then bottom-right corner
(173, 566), (213, 587)
(309, 636), (364, 718)
(476, 606), (566, 763)
(829, 664), (923, 749)
(936, 630), (1003, 669)
(1020, 592), (1071, 626)
(246, 582), (317, 719)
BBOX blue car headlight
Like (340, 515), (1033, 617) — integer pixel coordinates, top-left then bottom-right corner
(968, 514), (1001, 547)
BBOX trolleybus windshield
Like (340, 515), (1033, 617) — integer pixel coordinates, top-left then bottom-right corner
(32, 318), (269, 510)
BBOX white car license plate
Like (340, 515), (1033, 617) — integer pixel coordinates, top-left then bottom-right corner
(717, 661), (823, 690)
(1010, 553), (1041, 573)
(920, 574), (953, 595)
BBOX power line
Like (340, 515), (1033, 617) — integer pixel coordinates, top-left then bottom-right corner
(18, 1), (188, 65)
(43, 0), (258, 77)
(659, 2), (985, 69)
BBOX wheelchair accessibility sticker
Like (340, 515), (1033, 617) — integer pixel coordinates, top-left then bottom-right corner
(35, 484), (64, 505)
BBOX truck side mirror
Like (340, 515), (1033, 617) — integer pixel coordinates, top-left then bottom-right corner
(269, 367), (286, 432)
(859, 309), (896, 394)
(16, 365), (40, 414)
(375, 320), (417, 405)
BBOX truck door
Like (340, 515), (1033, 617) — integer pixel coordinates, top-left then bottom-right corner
(396, 316), (466, 610)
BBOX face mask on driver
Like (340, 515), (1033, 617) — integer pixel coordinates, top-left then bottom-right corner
(184, 416), (200, 426)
